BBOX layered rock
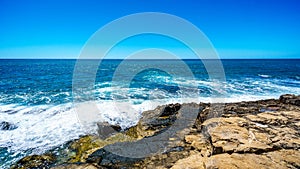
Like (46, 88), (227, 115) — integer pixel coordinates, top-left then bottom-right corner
(132, 94), (300, 168)
(172, 149), (300, 169)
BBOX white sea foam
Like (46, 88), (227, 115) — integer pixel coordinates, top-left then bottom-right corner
(0, 104), (82, 153)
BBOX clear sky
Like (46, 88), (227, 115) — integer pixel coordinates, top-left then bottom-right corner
(0, 0), (300, 59)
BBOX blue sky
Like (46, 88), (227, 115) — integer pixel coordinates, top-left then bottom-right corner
(0, 0), (300, 59)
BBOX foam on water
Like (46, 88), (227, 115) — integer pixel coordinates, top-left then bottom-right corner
(0, 104), (83, 167)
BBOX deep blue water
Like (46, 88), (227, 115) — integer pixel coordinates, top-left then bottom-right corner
(1, 59), (299, 105)
(0, 59), (300, 168)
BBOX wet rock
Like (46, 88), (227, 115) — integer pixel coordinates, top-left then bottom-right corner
(66, 134), (136, 163)
(140, 105), (177, 129)
(67, 135), (104, 163)
(97, 122), (121, 139)
(45, 133), (136, 166)
(280, 94), (300, 106)
(11, 154), (56, 169)
(126, 103), (182, 138)
(0, 121), (17, 130)
(87, 148), (140, 168)
(160, 103), (181, 117)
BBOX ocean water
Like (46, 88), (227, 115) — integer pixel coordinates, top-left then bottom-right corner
(0, 59), (300, 168)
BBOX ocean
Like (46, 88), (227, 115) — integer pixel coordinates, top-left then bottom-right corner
(0, 59), (300, 168)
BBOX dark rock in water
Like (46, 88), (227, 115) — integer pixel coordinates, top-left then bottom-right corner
(280, 94), (300, 106)
(48, 134), (136, 165)
(0, 121), (17, 130)
(110, 124), (122, 132)
(131, 103), (185, 138)
(10, 154), (56, 169)
(97, 122), (122, 139)
(2, 110), (18, 114)
(160, 103), (181, 117)
(280, 94), (295, 103)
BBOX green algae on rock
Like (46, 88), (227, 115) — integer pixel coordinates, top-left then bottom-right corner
(10, 154), (56, 169)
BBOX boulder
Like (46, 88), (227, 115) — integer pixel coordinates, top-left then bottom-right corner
(97, 122), (121, 139)
(126, 103), (182, 138)
(280, 94), (300, 106)
(0, 121), (17, 130)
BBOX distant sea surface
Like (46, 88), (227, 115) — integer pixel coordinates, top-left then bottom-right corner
(1, 59), (300, 168)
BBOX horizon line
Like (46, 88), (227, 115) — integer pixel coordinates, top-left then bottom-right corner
(0, 58), (299, 60)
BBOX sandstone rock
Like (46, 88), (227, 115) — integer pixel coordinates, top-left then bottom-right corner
(206, 153), (279, 169)
(202, 110), (300, 154)
(171, 153), (205, 169)
(185, 134), (212, 156)
(205, 149), (300, 169)
(172, 150), (300, 169)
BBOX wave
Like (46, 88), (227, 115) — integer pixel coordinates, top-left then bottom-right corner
(258, 74), (271, 78)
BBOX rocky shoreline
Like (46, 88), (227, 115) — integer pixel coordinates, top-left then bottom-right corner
(11, 94), (300, 169)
